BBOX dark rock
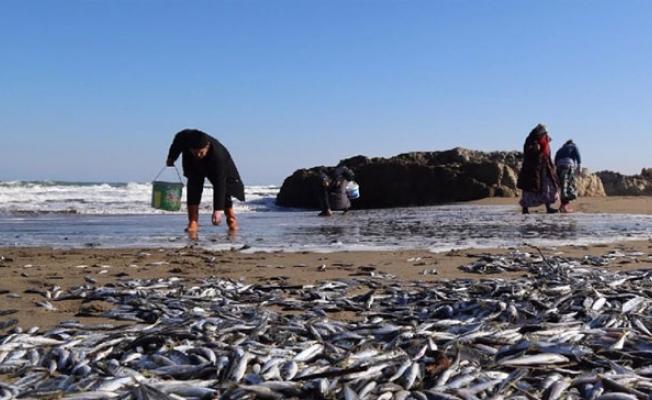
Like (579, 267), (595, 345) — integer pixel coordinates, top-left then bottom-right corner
(276, 147), (607, 210)
(276, 148), (522, 209)
(597, 169), (652, 196)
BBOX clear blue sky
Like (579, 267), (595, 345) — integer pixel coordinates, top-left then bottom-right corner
(1, 0), (650, 185)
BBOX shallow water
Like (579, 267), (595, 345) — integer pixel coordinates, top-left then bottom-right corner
(2, 205), (652, 253)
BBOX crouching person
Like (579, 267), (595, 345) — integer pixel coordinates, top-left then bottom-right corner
(316, 166), (355, 216)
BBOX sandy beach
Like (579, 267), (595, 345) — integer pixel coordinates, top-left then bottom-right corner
(2, 195), (652, 332)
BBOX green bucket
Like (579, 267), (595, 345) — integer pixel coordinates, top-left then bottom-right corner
(151, 181), (183, 211)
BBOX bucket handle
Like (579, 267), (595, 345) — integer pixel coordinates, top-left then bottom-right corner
(153, 165), (184, 186)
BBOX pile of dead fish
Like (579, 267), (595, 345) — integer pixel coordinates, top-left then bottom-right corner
(2, 250), (652, 399)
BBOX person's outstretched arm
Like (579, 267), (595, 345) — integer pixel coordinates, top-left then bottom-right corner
(167, 132), (185, 166)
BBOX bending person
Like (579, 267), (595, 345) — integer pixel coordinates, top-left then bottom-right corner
(166, 129), (245, 234)
(317, 166), (355, 216)
(554, 139), (582, 213)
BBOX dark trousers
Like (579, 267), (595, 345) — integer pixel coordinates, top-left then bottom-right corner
(187, 176), (233, 209)
(319, 187), (331, 211)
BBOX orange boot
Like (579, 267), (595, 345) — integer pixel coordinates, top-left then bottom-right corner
(185, 205), (200, 233)
(225, 207), (238, 231)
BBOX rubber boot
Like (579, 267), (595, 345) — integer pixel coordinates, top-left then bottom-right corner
(185, 205), (199, 232)
(225, 208), (239, 231)
(560, 202), (573, 213)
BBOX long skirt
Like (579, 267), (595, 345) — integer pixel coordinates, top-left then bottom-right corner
(556, 165), (578, 204)
(519, 167), (559, 208)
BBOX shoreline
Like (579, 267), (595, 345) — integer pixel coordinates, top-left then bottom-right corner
(2, 195), (652, 331)
(464, 194), (652, 214)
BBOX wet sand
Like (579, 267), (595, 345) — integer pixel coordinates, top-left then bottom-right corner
(1, 195), (652, 332)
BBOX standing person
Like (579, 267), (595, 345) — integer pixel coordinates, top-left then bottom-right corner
(316, 166), (355, 216)
(516, 123), (560, 214)
(555, 139), (582, 213)
(166, 129), (245, 234)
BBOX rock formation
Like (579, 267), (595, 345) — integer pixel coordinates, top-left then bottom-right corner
(576, 168), (606, 197)
(276, 147), (605, 209)
(597, 169), (652, 196)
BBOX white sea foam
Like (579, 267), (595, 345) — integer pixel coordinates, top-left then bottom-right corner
(0, 181), (280, 214)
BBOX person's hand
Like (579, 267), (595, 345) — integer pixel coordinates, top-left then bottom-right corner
(212, 210), (222, 226)
(166, 158), (174, 167)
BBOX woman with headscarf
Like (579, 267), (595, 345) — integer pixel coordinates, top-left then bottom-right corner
(554, 139), (582, 213)
(516, 123), (560, 214)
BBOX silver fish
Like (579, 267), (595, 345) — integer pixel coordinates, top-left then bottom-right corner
(498, 353), (570, 366)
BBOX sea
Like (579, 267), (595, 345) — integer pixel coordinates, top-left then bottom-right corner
(2, 180), (652, 253)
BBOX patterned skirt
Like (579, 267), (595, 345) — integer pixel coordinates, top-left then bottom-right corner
(519, 167), (559, 208)
(557, 165), (578, 203)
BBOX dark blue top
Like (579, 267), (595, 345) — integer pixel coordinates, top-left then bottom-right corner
(554, 143), (581, 165)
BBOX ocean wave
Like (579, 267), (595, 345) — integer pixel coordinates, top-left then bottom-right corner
(0, 180), (281, 215)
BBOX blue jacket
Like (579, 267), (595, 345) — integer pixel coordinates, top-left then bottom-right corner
(554, 143), (581, 166)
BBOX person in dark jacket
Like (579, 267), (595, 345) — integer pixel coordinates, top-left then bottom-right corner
(516, 123), (559, 214)
(316, 166), (355, 216)
(554, 139), (582, 213)
(166, 129), (245, 234)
